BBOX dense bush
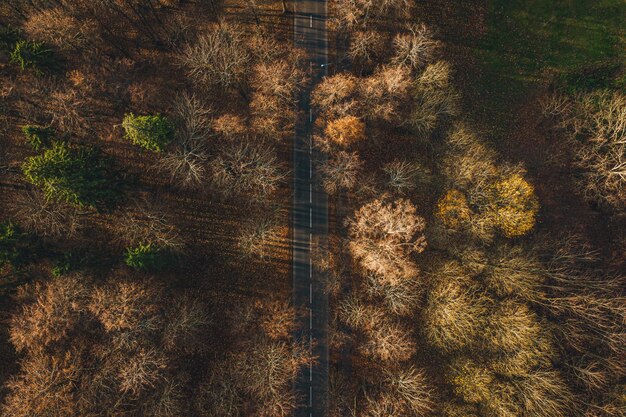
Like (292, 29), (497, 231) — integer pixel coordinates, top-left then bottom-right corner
(22, 142), (119, 208)
(122, 113), (174, 152)
(21, 125), (54, 150)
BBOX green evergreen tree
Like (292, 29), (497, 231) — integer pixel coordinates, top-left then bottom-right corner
(22, 142), (120, 208)
(122, 113), (174, 152)
(21, 125), (55, 150)
(10, 40), (54, 74)
(125, 243), (171, 272)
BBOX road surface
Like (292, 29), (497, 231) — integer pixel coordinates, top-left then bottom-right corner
(293, 1), (328, 416)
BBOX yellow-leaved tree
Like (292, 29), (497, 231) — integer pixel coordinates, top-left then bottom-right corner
(487, 174), (539, 237)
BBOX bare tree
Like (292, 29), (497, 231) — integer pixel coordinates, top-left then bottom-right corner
(365, 272), (422, 316)
(9, 275), (90, 353)
(210, 142), (287, 200)
(158, 93), (211, 188)
(2, 350), (83, 417)
(117, 203), (183, 250)
(319, 150), (362, 194)
(9, 189), (83, 238)
(360, 317), (415, 362)
(45, 87), (94, 135)
(117, 348), (168, 397)
(338, 297), (415, 362)
(237, 209), (282, 258)
(162, 294), (211, 354)
(382, 160), (431, 195)
(180, 21), (250, 89)
(391, 24), (438, 70)
(422, 263), (488, 352)
(250, 60), (305, 139)
(196, 298), (308, 417)
(348, 30), (384, 65)
(24, 7), (100, 51)
(544, 90), (626, 211)
(381, 367), (434, 416)
(212, 114), (248, 139)
(330, 0), (412, 30)
(347, 198), (427, 285)
(411, 61), (459, 134)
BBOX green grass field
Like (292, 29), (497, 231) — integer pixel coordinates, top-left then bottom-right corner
(465, 0), (625, 136)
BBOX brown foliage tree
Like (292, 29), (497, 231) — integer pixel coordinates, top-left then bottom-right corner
(4, 275), (208, 416)
(311, 73), (359, 118)
(324, 116), (366, 148)
(360, 65), (412, 123)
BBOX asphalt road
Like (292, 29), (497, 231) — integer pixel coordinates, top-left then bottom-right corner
(293, 1), (328, 416)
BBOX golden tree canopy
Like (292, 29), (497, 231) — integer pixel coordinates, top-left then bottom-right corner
(488, 174), (539, 238)
(436, 189), (472, 229)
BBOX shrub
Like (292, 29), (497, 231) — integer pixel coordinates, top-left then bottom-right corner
(21, 125), (54, 150)
(22, 142), (119, 208)
(436, 189), (472, 229)
(487, 174), (539, 237)
(125, 243), (170, 272)
(9, 40), (54, 74)
(122, 113), (173, 152)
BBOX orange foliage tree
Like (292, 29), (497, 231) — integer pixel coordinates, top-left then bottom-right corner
(324, 116), (366, 147)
